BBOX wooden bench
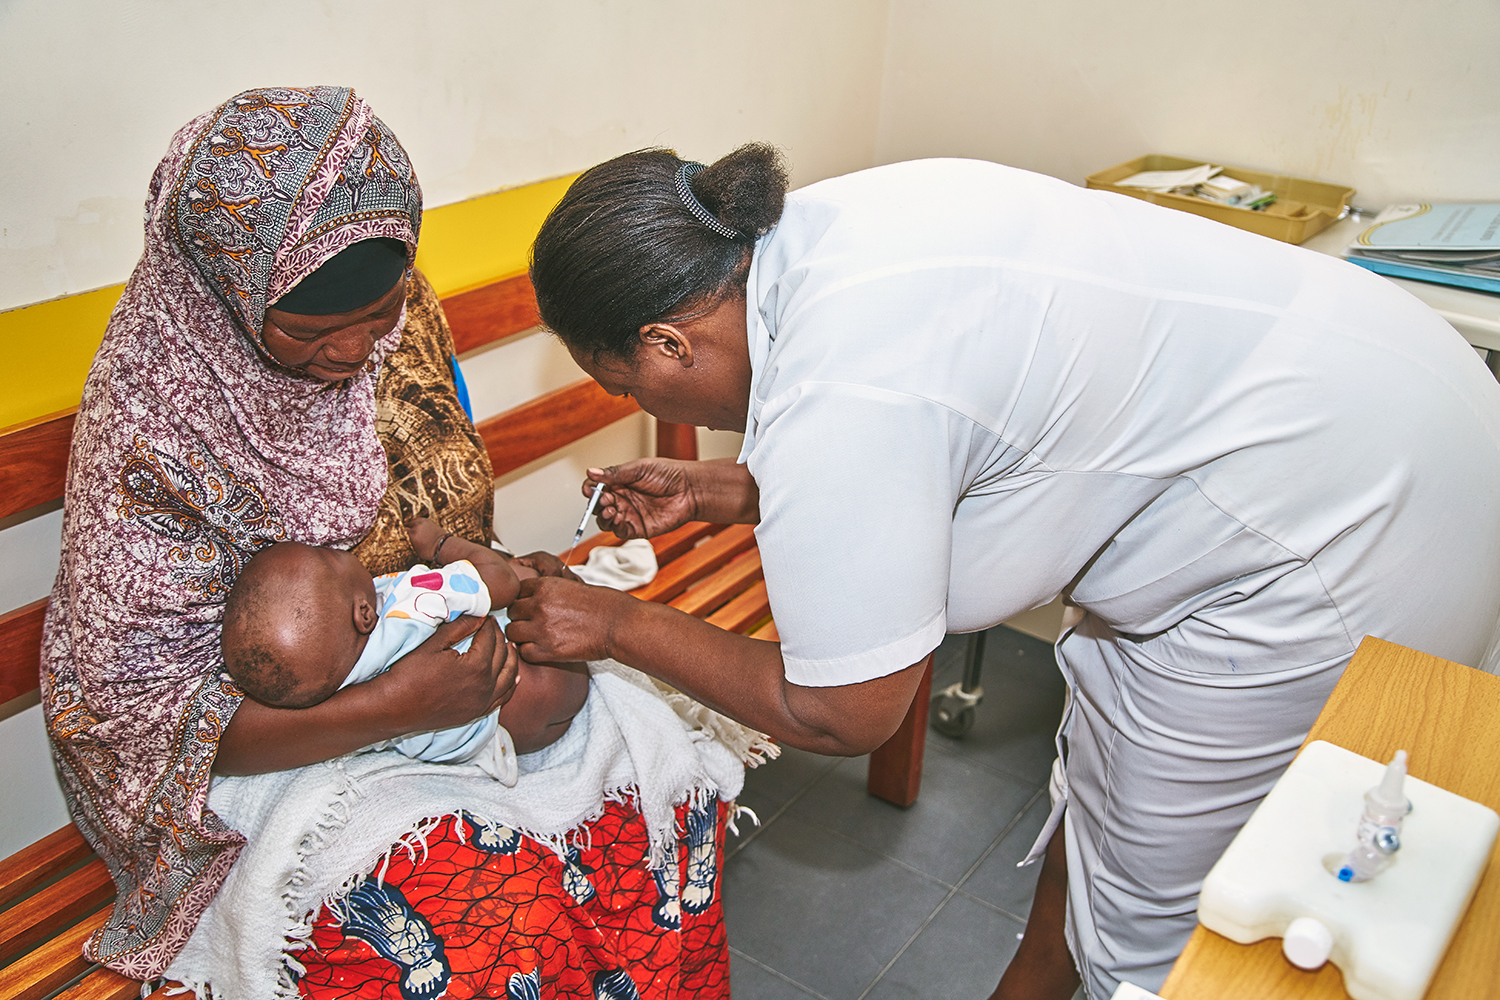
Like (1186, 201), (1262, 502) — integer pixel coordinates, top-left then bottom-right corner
(0, 271), (933, 999)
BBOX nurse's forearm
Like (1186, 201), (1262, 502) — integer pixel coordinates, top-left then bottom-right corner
(689, 458), (761, 525)
(606, 598), (925, 756)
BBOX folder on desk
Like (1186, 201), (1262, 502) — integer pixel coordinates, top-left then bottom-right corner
(1345, 204), (1500, 295)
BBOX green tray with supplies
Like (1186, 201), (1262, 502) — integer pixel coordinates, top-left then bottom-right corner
(1086, 154), (1354, 245)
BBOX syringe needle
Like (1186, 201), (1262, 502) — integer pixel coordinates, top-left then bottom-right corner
(565, 480), (608, 566)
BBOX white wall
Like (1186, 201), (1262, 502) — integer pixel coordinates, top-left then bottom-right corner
(0, 0), (889, 310)
(0, 0), (887, 855)
(875, 0), (1500, 207)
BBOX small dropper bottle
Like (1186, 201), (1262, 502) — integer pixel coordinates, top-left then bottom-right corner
(1337, 750), (1410, 883)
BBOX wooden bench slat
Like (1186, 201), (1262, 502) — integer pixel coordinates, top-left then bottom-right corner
(1, 859), (114, 964)
(748, 620), (779, 642)
(440, 273), (540, 356)
(478, 378), (641, 479)
(0, 905), (107, 1000)
(704, 580), (771, 635)
(0, 408), (75, 523)
(0, 598), (47, 709)
(630, 524), (757, 604)
(0, 826), (92, 912)
(645, 522), (721, 567)
(56, 967), (162, 1000)
(669, 550), (763, 619)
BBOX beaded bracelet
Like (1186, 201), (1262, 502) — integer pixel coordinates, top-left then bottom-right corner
(432, 533), (456, 567)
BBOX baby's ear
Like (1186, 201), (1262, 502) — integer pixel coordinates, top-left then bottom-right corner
(354, 596), (379, 635)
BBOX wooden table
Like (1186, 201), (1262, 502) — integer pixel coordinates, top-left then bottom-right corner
(1160, 637), (1500, 1000)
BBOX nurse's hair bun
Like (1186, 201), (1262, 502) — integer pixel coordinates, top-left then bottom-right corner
(530, 143), (789, 361)
(690, 144), (788, 240)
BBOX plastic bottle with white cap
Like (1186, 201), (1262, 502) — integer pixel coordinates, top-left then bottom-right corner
(1337, 749), (1411, 883)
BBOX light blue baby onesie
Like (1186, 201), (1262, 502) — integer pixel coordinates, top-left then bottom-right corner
(337, 559), (518, 784)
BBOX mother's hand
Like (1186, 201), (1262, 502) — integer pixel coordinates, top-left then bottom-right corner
(505, 576), (634, 663)
(381, 615), (520, 729)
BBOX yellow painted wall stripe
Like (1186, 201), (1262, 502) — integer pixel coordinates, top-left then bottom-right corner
(415, 174), (576, 298)
(1, 285), (126, 431)
(0, 174), (577, 430)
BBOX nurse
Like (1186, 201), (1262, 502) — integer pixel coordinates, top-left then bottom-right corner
(506, 146), (1500, 998)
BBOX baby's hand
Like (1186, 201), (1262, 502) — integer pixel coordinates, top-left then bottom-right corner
(512, 551), (582, 583)
(406, 516), (447, 562)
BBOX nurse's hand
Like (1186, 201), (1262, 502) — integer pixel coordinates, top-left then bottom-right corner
(505, 576), (633, 662)
(583, 457), (759, 539)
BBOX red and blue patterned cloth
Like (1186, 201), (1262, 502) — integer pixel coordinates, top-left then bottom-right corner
(298, 800), (730, 1000)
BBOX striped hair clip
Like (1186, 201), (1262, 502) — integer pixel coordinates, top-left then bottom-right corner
(675, 162), (745, 240)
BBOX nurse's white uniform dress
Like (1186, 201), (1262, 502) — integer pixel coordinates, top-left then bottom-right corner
(738, 159), (1500, 998)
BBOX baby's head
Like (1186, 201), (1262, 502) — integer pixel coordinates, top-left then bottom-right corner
(222, 542), (378, 708)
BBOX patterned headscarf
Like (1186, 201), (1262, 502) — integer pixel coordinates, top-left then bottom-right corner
(41, 86), (421, 979)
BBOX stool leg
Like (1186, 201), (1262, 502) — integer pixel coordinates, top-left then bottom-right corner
(931, 631), (986, 737)
(963, 630), (986, 694)
(867, 654), (934, 807)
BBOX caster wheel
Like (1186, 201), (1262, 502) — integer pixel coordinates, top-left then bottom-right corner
(930, 701), (976, 738)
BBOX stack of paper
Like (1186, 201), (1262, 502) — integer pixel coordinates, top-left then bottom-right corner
(1344, 204), (1500, 295)
(1114, 164), (1222, 192)
(1115, 164), (1275, 209)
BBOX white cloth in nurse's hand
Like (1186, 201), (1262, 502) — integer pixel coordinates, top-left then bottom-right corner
(338, 559), (519, 785)
(572, 538), (658, 590)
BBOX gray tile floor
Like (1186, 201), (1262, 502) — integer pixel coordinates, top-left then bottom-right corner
(722, 626), (1068, 1000)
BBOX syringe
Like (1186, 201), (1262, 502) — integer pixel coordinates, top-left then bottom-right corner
(564, 480), (608, 566)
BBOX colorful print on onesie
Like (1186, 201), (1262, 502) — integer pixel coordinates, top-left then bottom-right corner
(338, 559), (520, 784)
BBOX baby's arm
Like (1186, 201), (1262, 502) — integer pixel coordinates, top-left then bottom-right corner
(408, 517), (530, 610)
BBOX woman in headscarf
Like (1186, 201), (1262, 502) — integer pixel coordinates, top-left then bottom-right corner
(43, 87), (739, 999)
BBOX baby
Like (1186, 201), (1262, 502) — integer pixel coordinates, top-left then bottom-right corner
(220, 517), (589, 783)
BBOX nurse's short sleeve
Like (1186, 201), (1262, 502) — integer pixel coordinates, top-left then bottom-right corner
(747, 383), (960, 687)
